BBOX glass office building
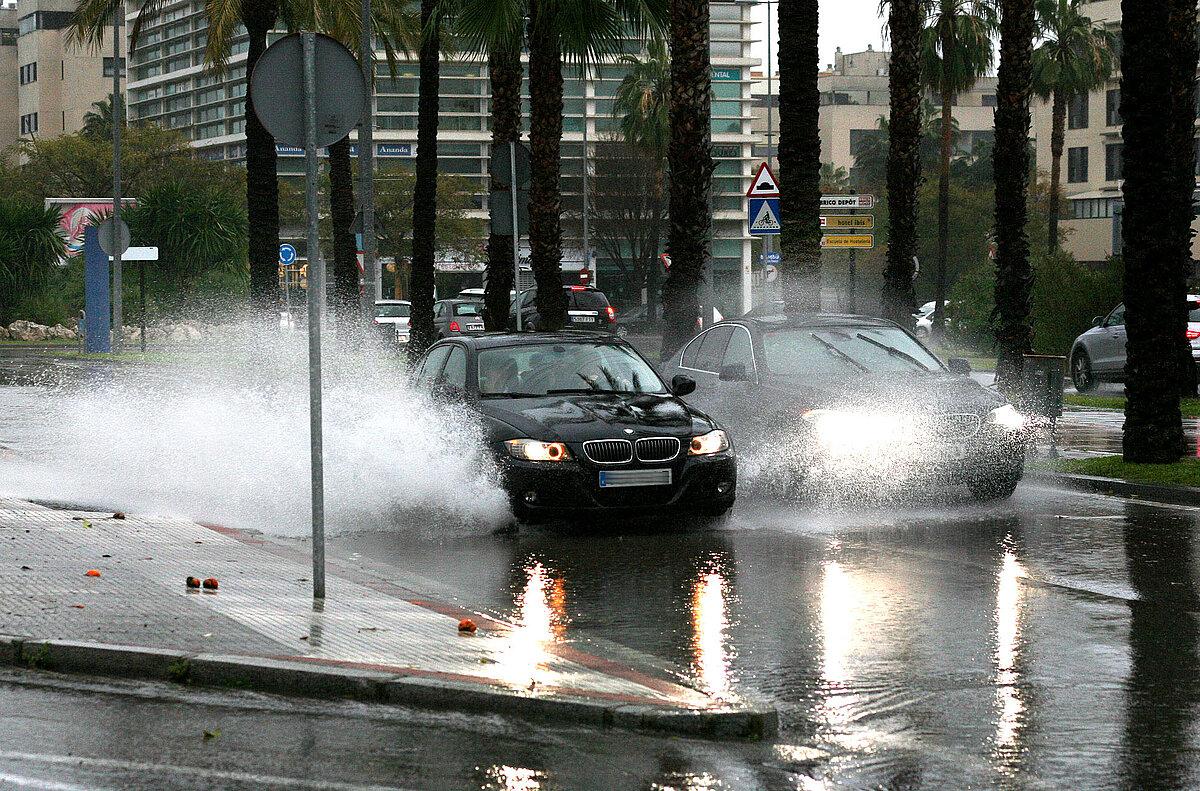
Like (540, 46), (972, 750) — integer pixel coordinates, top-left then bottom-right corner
(125, 2), (757, 312)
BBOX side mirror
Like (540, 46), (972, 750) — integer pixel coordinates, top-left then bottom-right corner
(671, 374), (697, 397)
(1092, 316), (1103, 328)
(947, 357), (972, 376)
(718, 363), (749, 382)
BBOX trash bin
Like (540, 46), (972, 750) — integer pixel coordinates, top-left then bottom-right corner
(1020, 354), (1066, 418)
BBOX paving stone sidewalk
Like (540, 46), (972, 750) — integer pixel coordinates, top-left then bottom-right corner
(0, 498), (775, 738)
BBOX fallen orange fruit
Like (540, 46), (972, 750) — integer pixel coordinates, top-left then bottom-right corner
(85, 569), (101, 577)
(202, 577), (219, 590)
(186, 576), (201, 588)
(458, 618), (477, 634)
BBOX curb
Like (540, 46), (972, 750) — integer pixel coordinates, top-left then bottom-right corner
(0, 635), (778, 741)
(1031, 470), (1200, 507)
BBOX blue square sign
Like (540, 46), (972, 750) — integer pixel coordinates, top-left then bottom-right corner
(748, 198), (781, 236)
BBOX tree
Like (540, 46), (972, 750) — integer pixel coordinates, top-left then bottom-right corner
(1119, 0), (1192, 462)
(1032, 0), (1116, 252)
(851, 100), (951, 188)
(409, 0), (442, 356)
(881, 0), (924, 325)
(80, 97), (123, 141)
(992, 0), (1036, 387)
(921, 0), (995, 340)
(0, 198), (67, 324)
(777, 0), (822, 314)
(660, 0), (711, 354)
(819, 163), (850, 193)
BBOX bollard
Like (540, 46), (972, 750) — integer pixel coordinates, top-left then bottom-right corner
(1021, 354), (1067, 457)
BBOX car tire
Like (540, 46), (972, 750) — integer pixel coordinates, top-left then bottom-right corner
(967, 466), (1022, 502)
(1071, 349), (1096, 392)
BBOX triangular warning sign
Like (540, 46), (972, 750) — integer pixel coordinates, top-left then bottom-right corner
(750, 201), (781, 232)
(747, 163), (780, 197)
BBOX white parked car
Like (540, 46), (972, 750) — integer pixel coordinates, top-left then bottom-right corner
(374, 299), (411, 343)
(1069, 296), (1200, 391)
(912, 300), (948, 339)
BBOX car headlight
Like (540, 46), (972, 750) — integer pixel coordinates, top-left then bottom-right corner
(689, 429), (730, 456)
(987, 404), (1026, 431)
(802, 409), (910, 453)
(505, 438), (572, 462)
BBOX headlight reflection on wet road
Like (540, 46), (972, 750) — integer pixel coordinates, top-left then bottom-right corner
(498, 560), (568, 689)
(690, 556), (736, 702)
(994, 545), (1027, 762)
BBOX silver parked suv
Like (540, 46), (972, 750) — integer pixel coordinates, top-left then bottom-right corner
(1069, 296), (1200, 391)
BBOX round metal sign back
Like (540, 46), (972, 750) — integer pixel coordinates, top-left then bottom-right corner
(97, 217), (131, 257)
(250, 33), (366, 149)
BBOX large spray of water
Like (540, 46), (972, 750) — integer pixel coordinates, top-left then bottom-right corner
(0, 326), (511, 535)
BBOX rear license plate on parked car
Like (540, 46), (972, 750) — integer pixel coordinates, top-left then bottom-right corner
(572, 316), (596, 323)
(598, 469), (672, 488)
(466, 323), (484, 332)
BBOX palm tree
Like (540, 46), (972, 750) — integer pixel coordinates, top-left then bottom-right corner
(921, 0), (995, 341)
(819, 163), (849, 193)
(484, 46), (524, 331)
(1119, 0), (1190, 462)
(408, 0), (441, 355)
(0, 198), (67, 324)
(992, 0), (1035, 388)
(1032, 0), (1116, 252)
(1167, 0), (1199, 399)
(81, 97), (123, 141)
(880, 0), (922, 326)
(776, 0), (822, 314)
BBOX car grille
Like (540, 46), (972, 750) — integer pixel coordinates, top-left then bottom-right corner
(930, 413), (982, 441)
(583, 439), (633, 464)
(635, 437), (681, 463)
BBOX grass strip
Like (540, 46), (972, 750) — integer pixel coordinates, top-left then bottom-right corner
(1050, 454), (1200, 488)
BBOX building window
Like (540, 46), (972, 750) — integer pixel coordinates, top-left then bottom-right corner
(1070, 198), (1116, 220)
(20, 113), (38, 135)
(1067, 93), (1089, 129)
(102, 57), (126, 77)
(18, 62), (36, 84)
(982, 94), (998, 107)
(1106, 89), (1121, 126)
(1067, 146), (1088, 183)
(0, 28), (17, 45)
(1106, 143), (1124, 181)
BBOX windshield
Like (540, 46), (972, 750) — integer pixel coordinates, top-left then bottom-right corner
(478, 342), (668, 396)
(763, 326), (943, 375)
(454, 302), (483, 316)
(375, 303), (410, 318)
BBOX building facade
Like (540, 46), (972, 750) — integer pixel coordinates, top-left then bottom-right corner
(124, 1), (759, 314)
(3, 0), (124, 155)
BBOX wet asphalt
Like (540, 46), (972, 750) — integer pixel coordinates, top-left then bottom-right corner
(3, 353), (1200, 788)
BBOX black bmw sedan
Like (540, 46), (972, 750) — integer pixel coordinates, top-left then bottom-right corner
(661, 314), (1028, 501)
(413, 333), (737, 521)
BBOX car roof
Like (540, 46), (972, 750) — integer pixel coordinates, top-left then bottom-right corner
(436, 297), (483, 304)
(375, 299), (410, 305)
(725, 312), (901, 331)
(434, 331), (630, 351)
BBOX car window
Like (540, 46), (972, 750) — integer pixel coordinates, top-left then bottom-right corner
(680, 334), (703, 368)
(723, 326), (755, 372)
(1105, 305), (1125, 327)
(433, 303), (445, 318)
(521, 290), (537, 308)
(375, 303), (410, 318)
(763, 326), (942, 375)
(693, 326), (735, 373)
(441, 346), (468, 388)
(569, 289), (610, 310)
(414, 346), (452, 385)
(478, 342), (667, 396)
(455, 302), (483, 316)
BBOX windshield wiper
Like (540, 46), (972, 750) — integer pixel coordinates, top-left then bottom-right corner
(854, 333), (933, 372)
(480, 391), (545, 399)
(545, 387), (638, 395)
(810, 333), (868, 372)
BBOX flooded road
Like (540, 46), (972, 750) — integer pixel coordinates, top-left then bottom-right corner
(5, 353), (1200, 788)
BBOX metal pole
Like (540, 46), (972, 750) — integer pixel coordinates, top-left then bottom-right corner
(139, 261), (146, 352)
(765, 0), (773, 170)
(303, 32), (326, 600)
(582, 92), (590, 285)
(111, 9), (123, 353)
(511, 140), (522, 331)
(359, 0), (379, 313)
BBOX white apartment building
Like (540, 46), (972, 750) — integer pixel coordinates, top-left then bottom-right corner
(123, 1), (761, 314)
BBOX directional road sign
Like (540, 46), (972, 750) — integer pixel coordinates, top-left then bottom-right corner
(820, 194), (875, 211)
(821, 234), (874, 249)
(747, 163), (780, 197)
(821, 214), (874, 230)
(279, 243), (298, 265)
(760, 251), (781, 265)
(748, 197), (781, 236)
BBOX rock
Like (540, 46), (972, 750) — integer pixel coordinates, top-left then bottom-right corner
(7, 321), (48, 341)
(0, 326), (9, 340)
(47, 325), (77, 340)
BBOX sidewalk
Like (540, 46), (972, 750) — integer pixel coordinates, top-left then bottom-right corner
(0, 497), (775, 739)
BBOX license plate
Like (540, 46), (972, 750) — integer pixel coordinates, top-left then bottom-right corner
(572, 316), (597, 323)
(599, 469), (672, 488)
(396, 335), (409, 344)
(466, 323), (484, 332)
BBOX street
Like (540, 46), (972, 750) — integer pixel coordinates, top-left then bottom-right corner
(3, 354), (1200, 788)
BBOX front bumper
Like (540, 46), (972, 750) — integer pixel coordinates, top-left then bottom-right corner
(498, 451), (736, 516)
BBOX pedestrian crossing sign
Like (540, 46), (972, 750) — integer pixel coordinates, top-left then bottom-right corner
(748, 197), (781, 236)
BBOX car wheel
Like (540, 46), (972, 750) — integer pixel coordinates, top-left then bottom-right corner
(967, 465), (1022, 502)
(1071, 350), (1096, 392)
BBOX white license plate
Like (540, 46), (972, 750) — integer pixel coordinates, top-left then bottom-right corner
(599, 469), (672, 488)
(396, 335), (409, 344)
(466, 323), (484, 332)
(572, 316), (597, 323)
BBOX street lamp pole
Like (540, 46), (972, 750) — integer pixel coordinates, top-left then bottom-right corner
(359, 0), (379, 317)
(111, 8), (123, 352)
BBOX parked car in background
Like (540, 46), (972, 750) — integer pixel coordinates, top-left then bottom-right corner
(411, 333), (736, 521)
(374, 300), (411, 343)
(1069, 296), (1200, 391)
(509, 286), (617, 333)
(434, 299), (486, 338)
(661, 313), (1028, 501)
(913, 300), (949, 339)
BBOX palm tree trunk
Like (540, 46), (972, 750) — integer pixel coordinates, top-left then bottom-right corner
(408, 0), (439, 357)
(1167, 0), (1199, 399)
(1047, 87), (1066, 251)
(777, 0), (821, 314)
(881, 0), (922, 324)
(1121, 0), (1185, 461)
(993, 0), (1036, 389)
(527, 0), (568, 331)
(485, 47), (522, 331)
(660, 0), (712, 357)
(328, 135), (358, 322)
(933, 89), (953, 342)
(244, 3), (281, 317)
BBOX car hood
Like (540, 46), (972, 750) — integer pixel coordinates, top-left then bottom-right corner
(766, 371), (1007, 416)
(481, 392), (715, 442)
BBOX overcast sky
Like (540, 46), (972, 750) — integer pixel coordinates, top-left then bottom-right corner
(749, 1), (888, 74)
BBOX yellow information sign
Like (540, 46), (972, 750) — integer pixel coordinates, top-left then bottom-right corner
(820, 234), (875, 249)
(821, 214), (874, 230)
